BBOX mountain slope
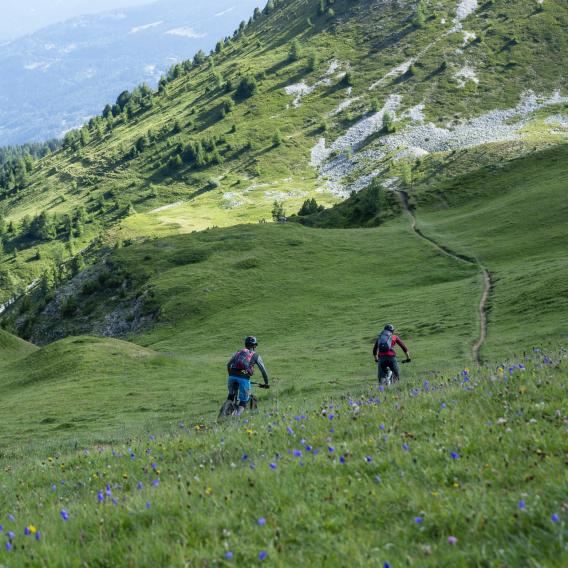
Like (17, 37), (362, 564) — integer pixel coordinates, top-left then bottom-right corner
(0, 0), (261, 144)
(0, 0), (566, 311)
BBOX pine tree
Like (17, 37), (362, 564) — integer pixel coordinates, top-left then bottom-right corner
(289, 39), (302, 62)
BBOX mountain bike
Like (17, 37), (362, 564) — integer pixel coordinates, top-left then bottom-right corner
(217, 382), (270, 420)
(380, 359), (411, 386)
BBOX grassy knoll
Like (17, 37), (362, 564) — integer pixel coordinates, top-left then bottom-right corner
(0, 352), (565, 566)
(0, 220), (479, 449)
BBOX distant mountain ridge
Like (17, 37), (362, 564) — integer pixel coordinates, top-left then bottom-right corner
(0, 0), (260, 145)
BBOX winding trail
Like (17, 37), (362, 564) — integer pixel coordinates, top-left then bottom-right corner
(398, 191), (491, 366)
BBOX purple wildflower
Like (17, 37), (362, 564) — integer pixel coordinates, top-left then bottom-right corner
(365, 456), (373, 463)
(60, 509), (69, 521)
(151, 462), (158, 471)
(286, 426), (294, 435)
(518, 500), (526, 510)
(137, 481), (144, 490)
(448, 536), (458, 545)
(7, 514), (14, 522)
(152, 479), (160, 487)
(35, 531), (41, 541)
(225, 551), (234, 560)
(97, 492), (104, 503)
(374, 475), (382, 484)
(241, 454), (248, 461)
(5, 542), (12, 552)
(339, 456), (346, 464)
(551, 514), (559, 523)
(259, 551), (268, 561)
(293, 450), (302, 458)
(415, 517), (423, 524)
(112, 498), (118, 506)
(24, 526), (31, 536)
(0, 525), (3, 532)
(105, 484), (112, 497)
(305, 445), (313, 452)
(7, 531), (15, 540)
(383, 563), (390, 568)
(451, 452), (460, 460)
(146, 502), (151, 509)
(328, 414), (334, 420)
(402, 443), (410, 452)
(257, 517), (266, 526)
(328, 446), (335, 453)
(269, 463), (277, 470)
(379, 424), (385, 431)
(51, 484), (57, 492)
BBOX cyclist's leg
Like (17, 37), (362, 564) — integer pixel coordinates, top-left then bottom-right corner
(378, 358), (389, 384)
(391, 357), (401, 382)
(227, 377), (238, 401)
(236, 377), (251, 415)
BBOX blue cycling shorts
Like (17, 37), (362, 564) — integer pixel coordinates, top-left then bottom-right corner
(228, 376), (251, 403)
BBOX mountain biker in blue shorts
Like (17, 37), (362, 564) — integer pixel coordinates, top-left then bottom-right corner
(227, 336), (269, 416)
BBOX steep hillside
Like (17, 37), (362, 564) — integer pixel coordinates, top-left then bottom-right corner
(0, 0), (566, 311)
(0, 0), (262, 145)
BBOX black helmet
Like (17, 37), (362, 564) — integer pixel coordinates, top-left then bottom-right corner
(384, 324), (394, 332)
(245, 336), (258, 348)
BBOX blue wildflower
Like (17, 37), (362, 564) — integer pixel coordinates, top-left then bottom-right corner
(286, 426), (294, 435)
(259, 551), (268, 561)
(105, 484), (112, 497)
(339, 456), (346, 464)
(518, 500), (526, 510)
(415, 517), (423, 524)
(241, 454), (248, 461)
(293, 450), (302, 458)
(35, 531), (41, 541)
(225, 551), (234, 560)
(551, 513), (559, 523)
(365, 456), (373, 463)
(402, 443), (410, 452)
(328, 446), (335, 453)
(146, 502), (151, 509)
(137, 481), (144, 490)
(379, 424), (385, 430)
(7, 514), (14, 522)
(24, 526), (31, 536)
(60, 509), (69, 521)
(269, 463), (277, 470)
(257, 517), (266, 526)
(451, 452), (460, 460)
(5, 542), (12, 552)
(152, 479), (160, 487)
(7, 531), (15, 540)
(98, 492), (104, 503)
(51, 484), (57, 492)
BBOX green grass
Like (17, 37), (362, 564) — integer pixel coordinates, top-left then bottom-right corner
(0, 220), (479, 449)
(0, 0), (566, 305)
(411, 144), (568, 359)
(0, 353), (566, 565)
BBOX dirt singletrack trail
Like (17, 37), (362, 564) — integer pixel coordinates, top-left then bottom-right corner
(398, 191), (492, 366)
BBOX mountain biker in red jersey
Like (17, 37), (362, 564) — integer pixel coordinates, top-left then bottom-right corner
(373, 324), (411, 384)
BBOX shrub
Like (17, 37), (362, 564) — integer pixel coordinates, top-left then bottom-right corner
(235, 76), (258, 100)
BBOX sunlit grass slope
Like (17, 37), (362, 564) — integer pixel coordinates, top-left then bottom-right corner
(411, 144), (568, 358)
(1, 0), (567, 303)
(0, 219), (479, 449)
(0, 353), (565, 566)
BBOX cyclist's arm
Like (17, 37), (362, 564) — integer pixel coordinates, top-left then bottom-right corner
(372, 339), (379, 360)
(254, 354), (269, 385)
(396, 337), (410, 359)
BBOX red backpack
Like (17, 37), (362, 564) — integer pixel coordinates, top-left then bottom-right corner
(229, 348), (255, 376)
